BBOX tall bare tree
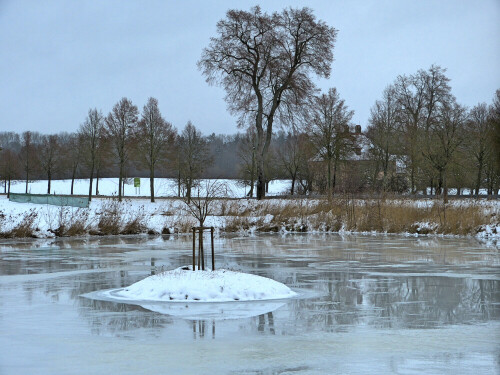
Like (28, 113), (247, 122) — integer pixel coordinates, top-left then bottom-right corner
(199, 6), (337, 199)
(466, 103), (491, 196)
(0, 148), (20, 198)
(105, 98), (138, 201)
(67, 133), (84, 195)
(79, 108), (104, 201)
(486, 90), (500, 196)
(178, 122), (211, 203)
(423, 101), (467, 202)
(277, 132), (302, 195)
(307, 88), (354, 196)
(367, 86), (400, 191)
(38, 134), (60, 194)
(135, 97), (175, 202)
(392, 65), (453, 194)
(21, 131), (35, 194)
(237, 128), (257, 197)
(489, 90), (500, 171)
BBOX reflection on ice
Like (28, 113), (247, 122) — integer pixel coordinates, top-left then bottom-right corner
(139, 300), (286, 320)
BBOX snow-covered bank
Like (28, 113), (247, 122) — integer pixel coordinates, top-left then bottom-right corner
(6, 178), (290, 198)
(0, 195), (499, 242)
(106, 266), (297, 303)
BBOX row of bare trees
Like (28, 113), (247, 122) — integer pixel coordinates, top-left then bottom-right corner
(1, 6), (498, 201)
(200, 6), (499, 199)
(0, 97), (211, 202)
(366, 67), (500, 200)
(0, 82), (498, 201)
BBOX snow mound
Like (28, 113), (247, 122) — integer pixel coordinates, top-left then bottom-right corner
(112, 266), (297, 302)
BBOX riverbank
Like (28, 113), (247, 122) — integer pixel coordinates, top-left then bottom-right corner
(0, 195), (498, 242)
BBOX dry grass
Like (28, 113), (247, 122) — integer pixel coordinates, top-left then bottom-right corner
(219, 198), (493, 235)
(3, 210), (37, 238)
(97, 199), (123, 235)
(174, 216), (197, 233)
(55, 208), (90, 237)
(120, 207), (147, 235)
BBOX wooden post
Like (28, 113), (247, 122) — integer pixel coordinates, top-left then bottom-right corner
(199, 227), (204, 270)
(192, 227), (196, 271)
(211, 227), (215, 271)
(197, 229), (201, 270)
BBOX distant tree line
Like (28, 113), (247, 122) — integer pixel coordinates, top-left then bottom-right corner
(0, 80), (498, 202)
(1, 6), (499, 202)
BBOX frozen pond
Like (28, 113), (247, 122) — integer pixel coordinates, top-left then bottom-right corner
(0, 234), (499, 374)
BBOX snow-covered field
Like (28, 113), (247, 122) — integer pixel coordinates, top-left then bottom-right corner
(7, 178), (291, 198)
(0, 178), (499, 242)
(6, 177), (495, 197)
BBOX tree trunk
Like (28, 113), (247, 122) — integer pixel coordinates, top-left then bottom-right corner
(248, 182), (254, 198)
(95, 172), (100, 196)
(327, 158), (332, 198)
(186, 180), (191, 204)
(437, 172), (443, 196)
(475, 160), (483, 198)
(290, 176), (295, 195)
(150, 165), (155, 203)
(71, 169), (76, 196)
(7, 177), (11, 199)
(332, 159), (338, 196)
(118, 162), (123, 202)
(256, 153), (265, 200)
(177, 170), (181, 197)
(248, 147), (255, 198)
(443, 173), (448, 204)
(88, 164), (94, 202)
(25, 171), (29, 194)
(47, 171), (51, 194)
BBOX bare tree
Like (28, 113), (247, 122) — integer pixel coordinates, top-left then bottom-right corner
(423, 100), (467, 202)
(135, 97), (176, 202)
(485, 90), (500, 196)
(21, 131), (35, 194)
(183, 180), (226, 227)
(237, 128), (257, 197)
(178, 122), (211, 203)
(68, 133), (84, 195)
(466, 103), (491, 196)
(307, 88), (354, 197)
(392, 65), (453, 194)
(79, 108), (104, 201)
(393, 72), (426, 193)
(367, 86), (400, 191)
(277, 132), (302, 195)
(199, 6), (337, 199)
(105, 98), (138, 201)
(0, 148), (20, 198)
(38, 134), (60, 194)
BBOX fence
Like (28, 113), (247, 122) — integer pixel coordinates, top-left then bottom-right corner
(8, 193), (89, 208)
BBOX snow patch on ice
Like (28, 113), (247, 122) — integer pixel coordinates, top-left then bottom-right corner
(108, 266), (297, 303)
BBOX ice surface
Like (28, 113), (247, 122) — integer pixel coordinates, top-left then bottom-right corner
(1, 234), (499, 375)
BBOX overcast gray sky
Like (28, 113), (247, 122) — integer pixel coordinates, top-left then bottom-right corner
(1, 0), (499, 135)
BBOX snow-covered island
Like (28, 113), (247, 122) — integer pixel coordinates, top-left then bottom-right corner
(107, 266), (297, 303)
